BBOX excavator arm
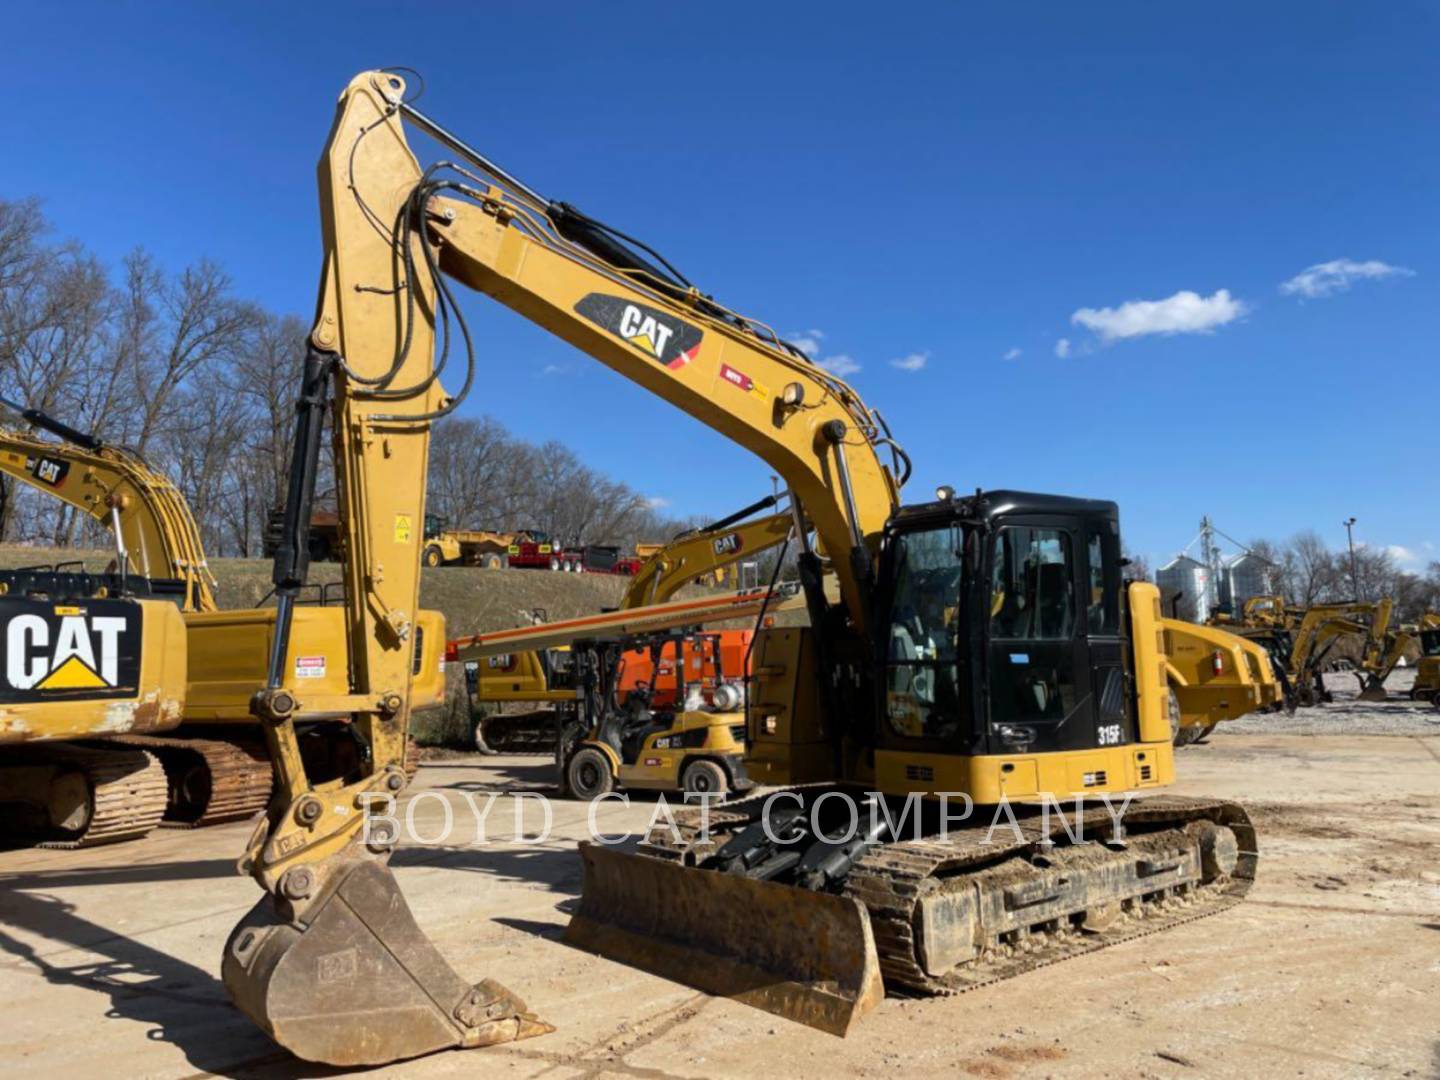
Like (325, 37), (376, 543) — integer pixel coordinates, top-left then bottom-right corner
(220, 73), (549, 1065)
(399, 128), (903, 631)
(621, 492), (798, 609)
(0, 405), (217, 612)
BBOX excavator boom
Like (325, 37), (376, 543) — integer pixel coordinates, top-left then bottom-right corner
(0, 408), (217, 612)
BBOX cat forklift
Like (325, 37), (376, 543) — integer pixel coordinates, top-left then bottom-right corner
(559, 629), (751, 799)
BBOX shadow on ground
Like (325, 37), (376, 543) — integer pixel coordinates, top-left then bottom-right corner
(0, 887), (347, 1078)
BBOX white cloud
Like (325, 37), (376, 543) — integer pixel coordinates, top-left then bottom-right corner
(540, 363), (569, 377)
(1386, 544), (1421, 567)
(645, 496), (671, 510)
(1054, 338), (1071, 359)
(1071, 289), (1247, 342)
(1003, 347), (1022, 361)
(889, 351), (929, 372)
(788, 329), (826, 358)
(1280, 258), (1415, 299)
(817, 353), (861, 377)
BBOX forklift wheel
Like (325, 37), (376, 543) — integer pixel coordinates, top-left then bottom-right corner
(567, 747), (616, 800)
(681, 759), (729, 797)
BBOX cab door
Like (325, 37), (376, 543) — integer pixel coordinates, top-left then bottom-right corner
(984, 519), (1099, 753)
(1081, 517), (1132, 749)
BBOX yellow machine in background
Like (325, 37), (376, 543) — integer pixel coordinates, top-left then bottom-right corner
(226, 72), (1256, 1059)
(0, 410), (207, 844)
(561, 630), (751, 799)
(467, 496), (797, 751)
(1160, 616), (1285, 743)
(620, 492), (796, 609)
(1411, 614), (1440, 702)
(420, 515), (522, 567)
(1212, 595), (1402, 706)
(0, 401), (445, 847)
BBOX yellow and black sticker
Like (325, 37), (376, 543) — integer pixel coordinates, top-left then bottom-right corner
(25, 454), (69, 487)
(394, 513), (413, 544)
(1, 599), (142, 702)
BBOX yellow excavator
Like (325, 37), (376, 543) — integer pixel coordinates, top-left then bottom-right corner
(0, 406), (229, 844)
(1217, 596), (1400, 706)
(471, 488), (1277, 752)
(215, 71), (1256, 1063)
(0, 402), (444, 846)
(1411, 613), (1440, 703)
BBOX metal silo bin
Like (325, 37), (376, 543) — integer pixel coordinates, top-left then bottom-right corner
(1156, 555), (1215, 622)
(1226, 552), (1272, 611)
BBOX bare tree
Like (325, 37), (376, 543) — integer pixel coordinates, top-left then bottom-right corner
(121, 252), (259, 455)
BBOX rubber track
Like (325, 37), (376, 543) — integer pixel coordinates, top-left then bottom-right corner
(645, 790), (1256, 997)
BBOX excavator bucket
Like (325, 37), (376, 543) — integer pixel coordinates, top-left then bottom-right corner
(565, 842), (884, 1036)
(223, 858), (552, 1066)
(1357, 679), (1390, 703)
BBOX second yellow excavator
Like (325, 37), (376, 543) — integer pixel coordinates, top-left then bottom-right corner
(0, 404), (254, 844)
(0, 401), (444, 846)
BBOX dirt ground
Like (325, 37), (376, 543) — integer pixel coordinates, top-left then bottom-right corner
(2, 724), (1439, 1079)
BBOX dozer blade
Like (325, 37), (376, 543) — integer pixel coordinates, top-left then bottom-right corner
(565, 842), (883, 1036)
(223, 858), (552, 1066)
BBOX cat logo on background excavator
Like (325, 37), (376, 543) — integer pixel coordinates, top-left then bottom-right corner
(1, 601), (143, 701)
(574, 294), (703, 370)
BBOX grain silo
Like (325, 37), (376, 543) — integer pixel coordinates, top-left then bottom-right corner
(1156, 554), (1215, 622)
(1224, 552), (1273, 612)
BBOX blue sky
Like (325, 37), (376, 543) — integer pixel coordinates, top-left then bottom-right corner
(6, 2), (1436, 569)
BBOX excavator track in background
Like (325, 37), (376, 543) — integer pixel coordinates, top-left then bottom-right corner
(475, 709), (564, 755)
(115, 735), (274, 827)
(4, 742), (171, 848)
(570, 790), (1256, 1034)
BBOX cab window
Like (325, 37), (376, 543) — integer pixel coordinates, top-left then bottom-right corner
(990, 527), (1074, 640)
(1086, 528), (1119, 634)
(884, 524), (966, 739)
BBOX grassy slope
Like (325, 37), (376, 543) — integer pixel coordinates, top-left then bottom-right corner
(1, 545), (635, 632)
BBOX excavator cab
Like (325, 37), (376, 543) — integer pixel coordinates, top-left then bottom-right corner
(876, 491), (1135, 762)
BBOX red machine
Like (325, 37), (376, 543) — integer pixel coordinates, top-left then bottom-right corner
(506, 535), (644, 575)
